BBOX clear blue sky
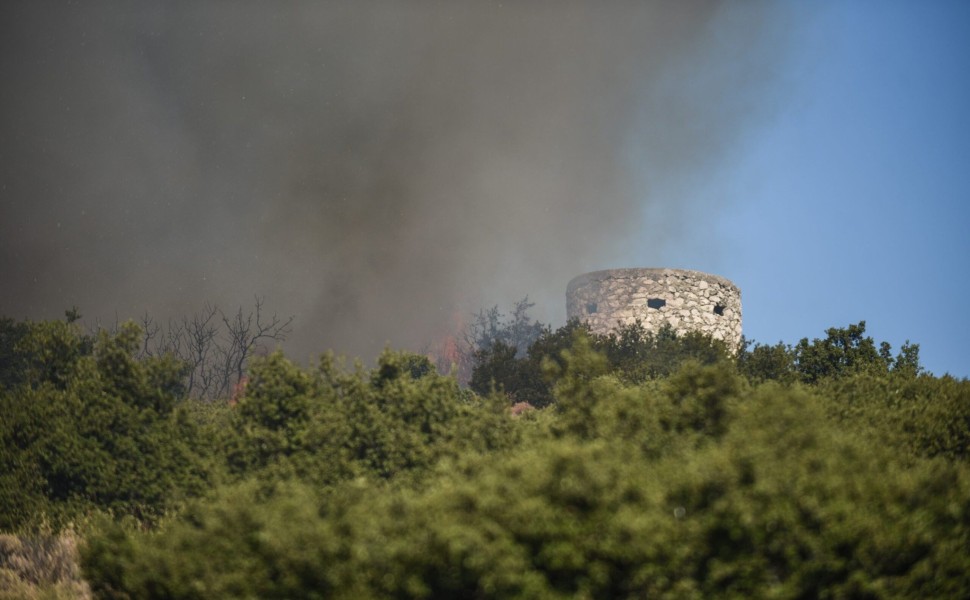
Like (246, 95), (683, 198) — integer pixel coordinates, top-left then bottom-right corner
(638, 1), (970, 377)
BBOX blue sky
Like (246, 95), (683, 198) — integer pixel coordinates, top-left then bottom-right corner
(638, 1), (970, 377)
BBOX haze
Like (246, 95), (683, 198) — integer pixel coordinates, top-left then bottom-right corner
(0, 1), (786, 362)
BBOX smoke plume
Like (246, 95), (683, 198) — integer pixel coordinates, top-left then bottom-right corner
(0, 1), (786, 361)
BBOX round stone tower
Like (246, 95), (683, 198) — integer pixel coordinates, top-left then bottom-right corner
(566, 268), (742, 348)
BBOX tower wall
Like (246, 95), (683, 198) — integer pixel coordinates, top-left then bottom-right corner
(566, 268), (742, 348)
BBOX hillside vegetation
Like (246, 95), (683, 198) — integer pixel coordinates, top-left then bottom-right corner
(0, 312), (967, 598)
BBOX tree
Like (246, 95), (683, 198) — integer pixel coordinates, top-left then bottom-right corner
(470, 319), (591, 408)
(462, 297), (548, 362)
(736, 337), (795, 384)
(225, 348), (516, 487)
(218, 297), (294, 396)
(0, 316), (30, 390)
(793, 321), (922, 384)
(97, 297), (294, 399)
(82, 363), (970, 599)
(794, 321), (882, 383)
(471, 319), (732, 407)
(601, 321), (731, 383)
(0, 320), (211, 529)
(16, 319), (94, 391)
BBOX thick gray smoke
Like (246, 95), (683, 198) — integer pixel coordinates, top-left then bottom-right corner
(0, 1), (786, 361)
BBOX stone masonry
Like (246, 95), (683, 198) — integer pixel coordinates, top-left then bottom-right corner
(566, 268), (742, 349)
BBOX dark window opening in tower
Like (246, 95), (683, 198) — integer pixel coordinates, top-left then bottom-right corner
(586, 303), (598, 314)
(714, 305), (725, 316)
(647, 298), (666, 310)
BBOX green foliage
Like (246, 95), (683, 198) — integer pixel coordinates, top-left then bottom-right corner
(547, 338), (744, 454)
(16, 320), (94, 391)
(0, 317), (30, 391)
(226, 349), (518, 487)
(81, 361), (970, 598)
(471, 320), (732, 408)
(465, 297), (548, 359)
(736, 337), (796, 384)
(470, 320), (590, 409)
(467, 303), (576, 408)
(794, 321), (885, 383)
(656, 384), (970, 598)
(819, 370), (970, 462)
(232, 350), (317, 465)
(658, 359), (742, 440)
(373, 351), (435, 383)
(3, 311), (966, 597)
(545, 332), (611, 439)
(737, 322), (924, 386)
(0, 320), (210, 530)
(602, 321), (731, 383)
(469, 340), (521, 398)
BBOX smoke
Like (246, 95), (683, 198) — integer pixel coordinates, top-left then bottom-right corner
(0, 1), (787, 361)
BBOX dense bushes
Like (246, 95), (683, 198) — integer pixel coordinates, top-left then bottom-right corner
(0, 321), (210, 530)
(818, 370), (970, 462)
(738, 321), (924, 385)
(225, 348), (517, 487)
(471, 319), (732, 408)
(81, 346), (970, 599)
(2, 312), (969, 597)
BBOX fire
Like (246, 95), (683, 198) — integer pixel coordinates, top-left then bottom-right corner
(427, 309), (475, 384)
(228, 375), (249, 407)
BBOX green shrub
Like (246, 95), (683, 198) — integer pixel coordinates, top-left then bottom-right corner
(471, 320), (733, 409)
(0, 321), (211, 530)
(819, 371), (970, 462)
(82, 357), (970, 598)
(225, 349), (518, 487)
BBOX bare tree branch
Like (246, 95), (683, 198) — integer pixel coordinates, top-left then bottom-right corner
(86, 298), (293, 400)
(216, 296), (293, 397)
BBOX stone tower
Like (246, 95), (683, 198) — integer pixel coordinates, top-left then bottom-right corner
(566, 268), (742, 348)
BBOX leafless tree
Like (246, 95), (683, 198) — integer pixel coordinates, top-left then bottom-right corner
(138, 311), (160, 357)
(179, 304), (220, 398)
(92, 298), (293, 400)
(213, 297), (293, 398)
